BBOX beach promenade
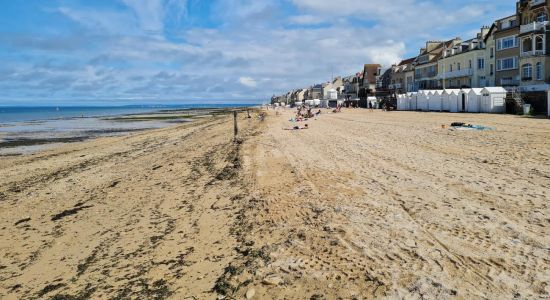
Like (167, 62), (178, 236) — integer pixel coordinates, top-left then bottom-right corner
(1, 109), (549, 299)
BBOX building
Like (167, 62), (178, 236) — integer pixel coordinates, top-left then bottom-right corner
(494, 14), (521, 88)
(310, 84), (323, 99)
(342, 74), (361, 100)
(517, 0), (550, 92)
(359, 64), (382, 98)
(389, 58), (416, 94)
(413, 39), (462, 90)
(437, 27), (491, 89)
(484, 23), (498, 87)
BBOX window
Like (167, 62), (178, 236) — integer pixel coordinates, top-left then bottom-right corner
(536, 12), (548, 23)
(478, 58), (485, 70)
(522, 63), (532, 79)
(536, 36), (544, 51)
(536, 62), (543, 80)
(523, 37), (533, 52)
(497, 35), (518, 51)
(490, 47), (494, 58)
(450, 64), (453, 72)
(490, 64), (494, 75)
(497, 57), (518, 71)
(469, 60), (472, 69)
(457, 63), (461, 70)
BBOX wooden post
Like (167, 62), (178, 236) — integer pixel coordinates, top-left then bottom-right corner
(233, 111), (238, 142)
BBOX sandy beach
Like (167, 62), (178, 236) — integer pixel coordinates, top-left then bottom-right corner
(1, 109), (549, 299)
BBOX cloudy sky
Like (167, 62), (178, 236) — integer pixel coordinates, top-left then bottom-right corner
(0, 0), (515, 105)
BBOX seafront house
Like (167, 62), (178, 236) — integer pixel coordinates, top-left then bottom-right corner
(389, 58), (415, 94)
(323, 77), (344, 99)
(517, 0), (550, 92)
(413, 39), (461, 90)
(343, 74), (361, 100)
(437, 27), (491, 89)
(494, 15), (521, 89)
(359, 64), (382, 99)
(484, 23), (498, 87)
(311, 84), (323, 99)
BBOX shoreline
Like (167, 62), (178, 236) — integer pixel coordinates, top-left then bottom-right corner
(0, 107), (251, 156)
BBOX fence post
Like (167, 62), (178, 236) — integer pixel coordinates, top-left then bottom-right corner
(233, 111), (238, 142)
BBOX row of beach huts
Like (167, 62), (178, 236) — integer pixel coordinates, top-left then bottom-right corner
(396, 87), (507, 114)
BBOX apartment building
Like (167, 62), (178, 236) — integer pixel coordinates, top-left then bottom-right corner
(484, 24), (497, 86)
(517, 0), (550, 92)
(494, 15), (521, 88)
(390, 57), (415, 93)
(437, 27), (491, 88)
(413, 39), (461, 90)
(359, 64), (382, 98)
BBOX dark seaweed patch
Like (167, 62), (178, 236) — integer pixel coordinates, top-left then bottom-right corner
(51, 205), (93, 221)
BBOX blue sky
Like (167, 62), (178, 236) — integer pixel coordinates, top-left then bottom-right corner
(0, 0), (515, 105)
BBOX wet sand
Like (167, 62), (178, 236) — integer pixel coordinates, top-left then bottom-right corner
(1, 109), (549, 299)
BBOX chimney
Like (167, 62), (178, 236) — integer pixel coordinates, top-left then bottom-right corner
(425, 41), (442, 52)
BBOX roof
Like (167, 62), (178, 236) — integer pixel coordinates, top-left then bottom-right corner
(398, 57), (416, 66)
(443, 89), (461, 95)
(482, 87), (507, 93)
(415, 39), (459, 66)
(468, 88), (483, 95)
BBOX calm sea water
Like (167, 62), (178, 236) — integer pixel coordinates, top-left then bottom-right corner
(0, 104), (252, 124)
(0, 104), (256, 154)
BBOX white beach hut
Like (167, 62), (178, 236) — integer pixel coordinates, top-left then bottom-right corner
(458, 89), (470, 112)
(295, 101), (303, 107)
(466, 88), (483, 113)
(428, 90), (443, 111)
(408, 92), (418, 110)
(397, 94), (407, 111)
(480, 87), (507, 113)
(443, 89), (460, 112)
(417, 90), (428, 111)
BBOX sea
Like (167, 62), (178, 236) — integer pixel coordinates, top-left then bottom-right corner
(0, 104), (255, 155)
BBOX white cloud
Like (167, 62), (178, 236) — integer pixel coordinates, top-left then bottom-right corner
(239, 77), (257, 88)
(2, 0), (517, 104)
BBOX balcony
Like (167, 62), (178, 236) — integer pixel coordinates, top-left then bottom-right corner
(436, 68), (473, 79)
(500, 78), (520, 86)
(520, 21), (549, 34)
(521, 49), (546, 57)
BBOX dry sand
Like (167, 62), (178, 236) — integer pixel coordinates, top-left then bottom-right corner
(1, 109), (549, 299)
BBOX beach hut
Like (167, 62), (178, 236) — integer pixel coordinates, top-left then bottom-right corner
(443, 89), (460, 112)
(417, 90), (429, 111)
(466, 88), (483, 113)
(397, 94), (407, 111)
(458, 89), (470, 112)
(480, 87), (507, 113)
(404, 94), (411, 111)
(313, 99), (321, 107)
(428, 90), (443, 111)
(408, 92), (418, 111)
